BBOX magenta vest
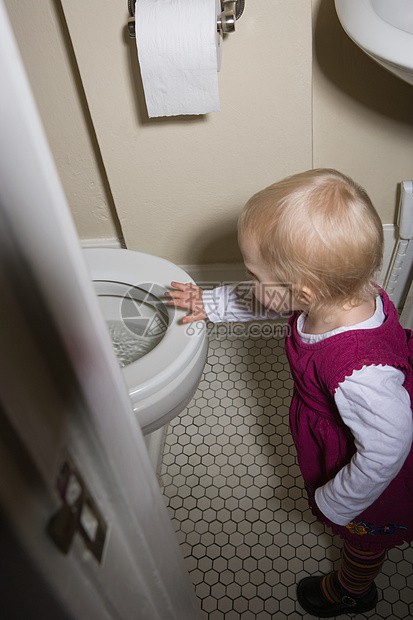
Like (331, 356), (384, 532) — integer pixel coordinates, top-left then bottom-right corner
(285, 290), (413, 550)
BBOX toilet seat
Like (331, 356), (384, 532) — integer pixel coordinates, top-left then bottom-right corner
(83, 248), (208, 434)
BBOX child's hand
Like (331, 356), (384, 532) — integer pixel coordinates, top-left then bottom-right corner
(165, 281), (207, 324)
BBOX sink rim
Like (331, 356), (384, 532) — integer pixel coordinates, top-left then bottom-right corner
(335, 0), (413, 73)
(372, 0), (413, 36)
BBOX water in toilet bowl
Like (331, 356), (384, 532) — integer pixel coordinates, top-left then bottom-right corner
(94, 279), (169, 368)
(106, 320), (163, 368)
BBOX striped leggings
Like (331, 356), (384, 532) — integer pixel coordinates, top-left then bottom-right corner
(338, 542), (386, 595)
(322, 542), (386, 601)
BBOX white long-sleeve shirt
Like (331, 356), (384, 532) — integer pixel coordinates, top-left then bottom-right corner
(202, 285), (413, 525)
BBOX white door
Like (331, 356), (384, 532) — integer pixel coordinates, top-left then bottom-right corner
(0, 3), (202, 618)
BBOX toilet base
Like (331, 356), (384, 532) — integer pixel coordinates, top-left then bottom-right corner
(144, 425), (167, 477)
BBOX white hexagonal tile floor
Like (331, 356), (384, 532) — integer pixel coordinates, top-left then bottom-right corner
(160, 323), (413, 619)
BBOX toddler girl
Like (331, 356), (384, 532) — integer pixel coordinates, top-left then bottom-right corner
(165, 169), (413, 617)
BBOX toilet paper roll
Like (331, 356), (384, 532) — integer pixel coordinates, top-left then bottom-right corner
(135, 0), (221, 118)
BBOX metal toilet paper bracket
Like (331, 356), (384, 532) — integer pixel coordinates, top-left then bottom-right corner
(127, 0), (245, 38)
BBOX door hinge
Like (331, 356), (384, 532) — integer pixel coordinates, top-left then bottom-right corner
(47, 456), (107, 563)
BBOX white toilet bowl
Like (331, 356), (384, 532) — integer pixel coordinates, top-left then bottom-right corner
(83, 248), (208, 435)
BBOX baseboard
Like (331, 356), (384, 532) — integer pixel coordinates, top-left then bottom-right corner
(180, 263), (246, 286)
(80, 237), (123, 249)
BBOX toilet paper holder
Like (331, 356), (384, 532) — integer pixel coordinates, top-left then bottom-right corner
(127, 0), (245, 38)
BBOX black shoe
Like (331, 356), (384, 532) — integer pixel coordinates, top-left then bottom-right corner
(297, 574), (378, 618)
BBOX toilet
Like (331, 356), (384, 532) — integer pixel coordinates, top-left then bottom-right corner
(83, 248), (208, 436)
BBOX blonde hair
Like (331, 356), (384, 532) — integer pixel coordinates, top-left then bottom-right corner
(238, 169), (383, 311)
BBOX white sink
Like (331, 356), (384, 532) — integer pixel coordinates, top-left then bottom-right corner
(335, 0), (413, 86)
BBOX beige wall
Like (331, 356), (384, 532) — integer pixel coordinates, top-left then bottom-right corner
(313, 0), (413, 222)
(5, 0), (413, 265)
